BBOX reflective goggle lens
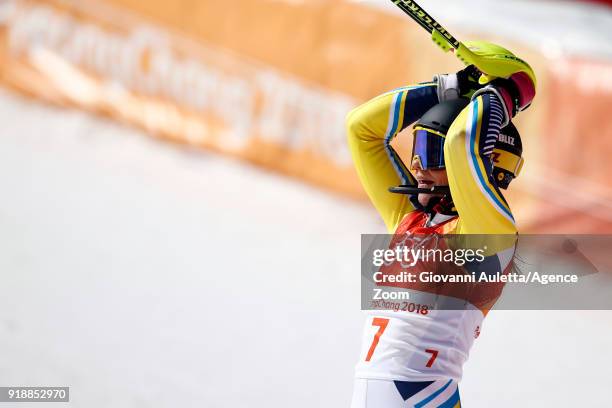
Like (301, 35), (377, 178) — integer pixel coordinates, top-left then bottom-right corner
(411, 129), (445, 170)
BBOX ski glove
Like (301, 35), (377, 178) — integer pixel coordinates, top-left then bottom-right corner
(434, 65), (483, 102)
(472, 71), (536, 126)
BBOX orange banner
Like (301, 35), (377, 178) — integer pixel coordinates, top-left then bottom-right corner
(0, 0), (364, 195)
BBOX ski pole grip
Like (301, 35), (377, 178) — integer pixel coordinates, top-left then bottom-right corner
(455, 43), (479, 67)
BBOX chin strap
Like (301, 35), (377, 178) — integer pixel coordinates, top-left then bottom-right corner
(430, 196), (457, 216)
(388, 185), (457, 216)
(388, 185), (451, 195)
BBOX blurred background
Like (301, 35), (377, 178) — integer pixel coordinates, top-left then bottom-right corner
(0, 0), (611, 407)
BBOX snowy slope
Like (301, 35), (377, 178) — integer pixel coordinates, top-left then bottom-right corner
(0, 88), (610, 407)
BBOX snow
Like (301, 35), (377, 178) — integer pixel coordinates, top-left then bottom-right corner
(0, 88), (610, 407)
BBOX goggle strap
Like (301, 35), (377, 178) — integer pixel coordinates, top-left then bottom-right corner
(493, 150), (524, 177)
(413, 126), (446, 139)
(514, 156), (524, 176)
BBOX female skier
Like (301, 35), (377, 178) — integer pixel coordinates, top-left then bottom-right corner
(346, 42), (535, 407)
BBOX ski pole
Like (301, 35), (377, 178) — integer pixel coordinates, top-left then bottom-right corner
(390, 0), (535, 85)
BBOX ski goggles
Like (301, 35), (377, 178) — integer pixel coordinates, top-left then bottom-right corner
(411, 127), (446, 170)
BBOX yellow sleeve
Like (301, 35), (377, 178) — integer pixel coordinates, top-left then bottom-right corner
(346, 84), (438, 232)
(444, 94), (518, 236)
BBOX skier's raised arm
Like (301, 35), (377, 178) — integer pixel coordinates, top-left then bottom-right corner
(345, 65), (486, 232)
(445, 92), (519, 235)
(345, 83), (439, 232)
